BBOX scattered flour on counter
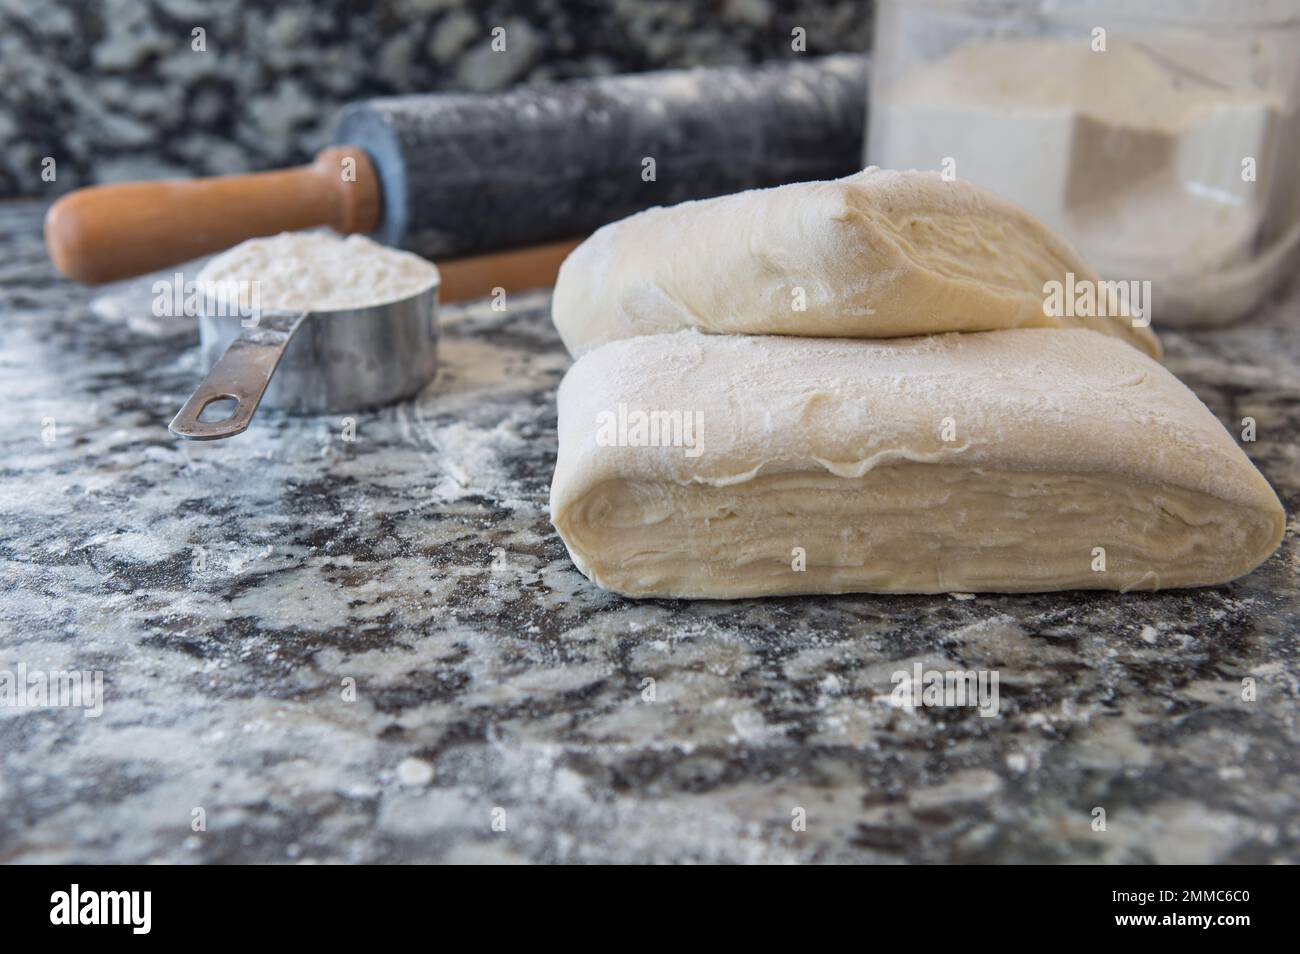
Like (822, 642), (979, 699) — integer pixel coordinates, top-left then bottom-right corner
(197, 232), (439, 312)
(395, 758), (436, 787)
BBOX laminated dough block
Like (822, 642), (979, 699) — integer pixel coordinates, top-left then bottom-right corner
(550, 329), (1283, 599)
(551, 168), (1161, 360)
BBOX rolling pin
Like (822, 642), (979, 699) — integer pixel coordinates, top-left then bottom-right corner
(45, 55), (868, 299)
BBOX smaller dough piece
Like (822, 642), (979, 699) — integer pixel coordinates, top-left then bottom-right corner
(550, 329), (1282, 599)
(551, 168), (1161, 359)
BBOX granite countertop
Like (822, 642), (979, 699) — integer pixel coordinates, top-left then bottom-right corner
(1, 199), (1297, 864)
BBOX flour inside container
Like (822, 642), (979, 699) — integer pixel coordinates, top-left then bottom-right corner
(870, 37), (1295, 326)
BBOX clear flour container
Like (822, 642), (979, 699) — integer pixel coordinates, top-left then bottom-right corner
(867, 0), (1300, 326)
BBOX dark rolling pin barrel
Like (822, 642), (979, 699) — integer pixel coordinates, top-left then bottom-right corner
(45, 55), (868, 287)
(336, 54), (869, 258)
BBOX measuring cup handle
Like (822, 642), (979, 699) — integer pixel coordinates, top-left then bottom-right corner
(169, 311), (309, 440)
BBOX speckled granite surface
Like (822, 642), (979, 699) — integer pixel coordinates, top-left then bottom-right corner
(0, 0), (872, 197)
(1, 199), (1297, 864)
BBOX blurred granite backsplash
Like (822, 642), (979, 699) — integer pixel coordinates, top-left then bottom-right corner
(0, 0), (873, 197)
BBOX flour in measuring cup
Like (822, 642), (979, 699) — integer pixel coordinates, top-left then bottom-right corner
(197, 232), (439, 312)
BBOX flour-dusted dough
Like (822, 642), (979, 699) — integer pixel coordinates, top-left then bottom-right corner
(551, 168), (1161, 359)
(550, 329), (1282, 598)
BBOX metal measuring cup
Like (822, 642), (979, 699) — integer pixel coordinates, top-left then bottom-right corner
(169, 274), (439, 440)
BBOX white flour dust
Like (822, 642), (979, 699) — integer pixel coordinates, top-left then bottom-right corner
(198, 231), (439, 312)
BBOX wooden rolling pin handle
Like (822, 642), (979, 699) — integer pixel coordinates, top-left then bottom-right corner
(437, 237), (584, 303)
(44, 146), (381, 284)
